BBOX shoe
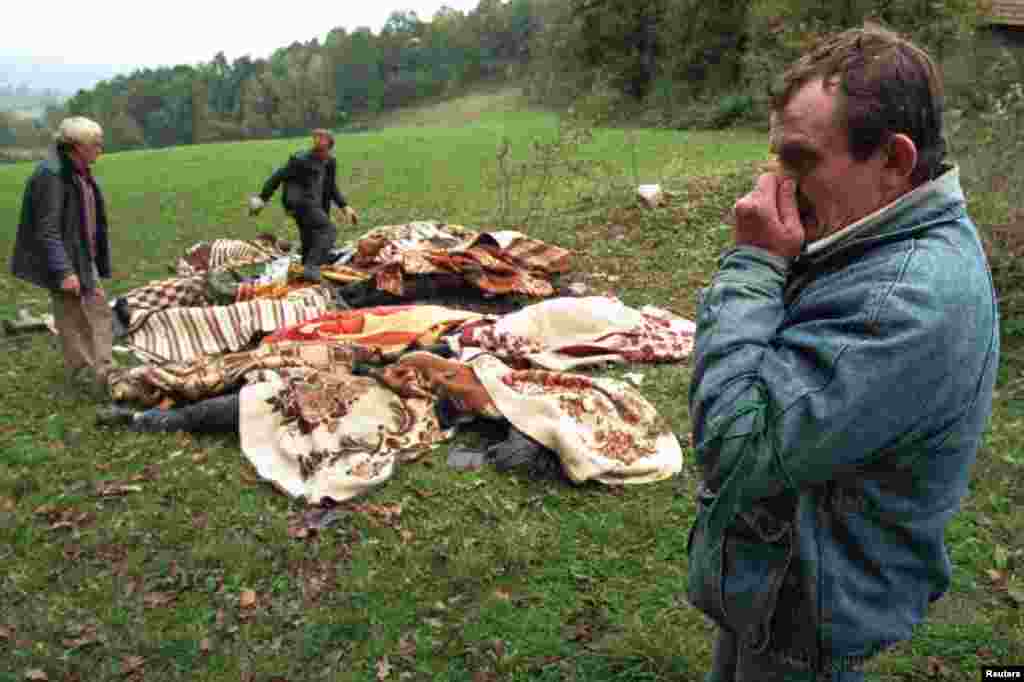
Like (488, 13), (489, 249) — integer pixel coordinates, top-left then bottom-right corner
(302, 265), (322, 283)
(130, 408), (189, 433)
(96, 404), (138, 428)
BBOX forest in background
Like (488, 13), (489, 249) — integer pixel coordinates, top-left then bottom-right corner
(1, 0), (1022, 157)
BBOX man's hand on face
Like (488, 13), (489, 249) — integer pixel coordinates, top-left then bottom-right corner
(732, 173), (805, 260)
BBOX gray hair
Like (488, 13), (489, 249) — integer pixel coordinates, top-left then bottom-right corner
(55, 116), (103, 146)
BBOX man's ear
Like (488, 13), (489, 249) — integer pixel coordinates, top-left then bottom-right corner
(883, 133), (917, 190)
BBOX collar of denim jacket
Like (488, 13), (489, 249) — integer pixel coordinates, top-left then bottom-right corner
(803, 165), (962, 257)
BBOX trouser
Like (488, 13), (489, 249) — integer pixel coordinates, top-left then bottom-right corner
(292, 207), (337, 267)
(707, 629), (865, 682)
(136, 393), (240, 433)
(51, 288), (114, 384)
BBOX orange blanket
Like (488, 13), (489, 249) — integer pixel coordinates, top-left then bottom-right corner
(261, 305), (482, 355)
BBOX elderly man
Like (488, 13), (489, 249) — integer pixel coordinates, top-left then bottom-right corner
(249, 129), (358, 282)
(11, 116), (115, 396)
(686, 25), (999, 681)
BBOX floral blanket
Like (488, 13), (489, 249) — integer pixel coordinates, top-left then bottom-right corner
(452, 297), (696, 370)
(239, 355), (454, 503)
(236, 351), (682, 504)
(469, 354), (683, 484)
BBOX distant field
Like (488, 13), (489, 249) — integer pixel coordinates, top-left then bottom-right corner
(0, 91), (1021, 681)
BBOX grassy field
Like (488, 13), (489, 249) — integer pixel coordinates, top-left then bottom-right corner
(0, 89), (1022, 681)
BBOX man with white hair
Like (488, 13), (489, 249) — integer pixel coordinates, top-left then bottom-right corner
(249, 128), (359, 282)
(10, 116), (115, 396)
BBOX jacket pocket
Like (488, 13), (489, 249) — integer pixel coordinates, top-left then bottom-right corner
(687, 485), (794, 654)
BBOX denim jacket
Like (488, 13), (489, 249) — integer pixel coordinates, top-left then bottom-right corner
(685, 166), (999, 672)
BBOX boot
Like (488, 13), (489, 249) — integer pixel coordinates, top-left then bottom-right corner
(302, 264), (322, 283)
(96, 404), (139, 428)
(130, 408), (191, 433)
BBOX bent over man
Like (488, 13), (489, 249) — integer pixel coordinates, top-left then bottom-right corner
(11, 116), (115, 396)
(686, 25), (999, 681)
(250, 129), (358, 281)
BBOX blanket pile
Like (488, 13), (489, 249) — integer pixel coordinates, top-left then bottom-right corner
(97, 221), (695, 508)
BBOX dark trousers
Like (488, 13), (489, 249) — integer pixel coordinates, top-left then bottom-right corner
(707, 629), (865, 682)
(137, 393), (240, 433)
(292, 206), (337, 267)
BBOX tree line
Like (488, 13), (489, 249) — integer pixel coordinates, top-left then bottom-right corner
(2, 0), (1016, 156)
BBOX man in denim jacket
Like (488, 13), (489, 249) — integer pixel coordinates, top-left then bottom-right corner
(686, 26), (1000, 681)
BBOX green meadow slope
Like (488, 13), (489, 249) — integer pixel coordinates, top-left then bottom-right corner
(0, 93), (1021, 681)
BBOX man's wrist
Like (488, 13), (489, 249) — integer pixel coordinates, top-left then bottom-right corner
(720, 245), (795, 275)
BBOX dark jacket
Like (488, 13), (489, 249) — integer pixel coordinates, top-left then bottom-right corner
(259, 150), (347, 216)
(10, 147), (111, 291)
(686, 167), (999, 672)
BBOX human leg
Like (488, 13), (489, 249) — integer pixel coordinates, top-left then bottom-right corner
(51, 289), (93, 379)
(296, 208), (337, 267)
(97, 393), (241, 433)
(706, 627), (739, 682)
(81, 291), (114, 384)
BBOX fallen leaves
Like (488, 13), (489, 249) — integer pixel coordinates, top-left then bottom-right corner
(61, 624), (100, 650)
(348, 502), (402, 527)
(0, 496), (15, 512)
(121, 655), (145, 675)
(95, 482), (144, 498)
(926, 655), (951, 678)
(239, 589), (258, 609)
(375, 657), (392, 680)
(34, 505), (96, 532)
(24, 670), (48, 682)
(142, 591), (177, 609)
(985, 567), (1024, 606)
(397, 633), (417, 658)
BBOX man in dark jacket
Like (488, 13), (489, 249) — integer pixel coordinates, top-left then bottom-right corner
(10, 116), (115, 395)
(249, 129), (358, 281)
(686, 25), (999, 680)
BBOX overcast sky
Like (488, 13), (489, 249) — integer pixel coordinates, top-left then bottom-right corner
(3, 0), (484, 70)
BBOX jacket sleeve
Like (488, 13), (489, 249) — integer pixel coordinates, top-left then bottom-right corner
(689, 245), (959, 511)
(32, 171), (72, 279)
(259, 158), (294, 202)
(327, 159), (347, 209)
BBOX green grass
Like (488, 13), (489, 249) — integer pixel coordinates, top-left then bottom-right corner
(0, 91), (1021, 681)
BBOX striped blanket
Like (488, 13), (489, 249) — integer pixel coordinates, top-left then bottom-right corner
(122, 287), (331, 363)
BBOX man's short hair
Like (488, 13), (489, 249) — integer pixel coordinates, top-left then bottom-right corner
(55, 116), (104, 148)
(312, 128), (335, 150)
(772, 24), (945, 186)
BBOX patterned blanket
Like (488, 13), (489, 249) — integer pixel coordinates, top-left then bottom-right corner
(236, 351), (682, 504)
(117, 275), (210, 333)
(239, 355), (453, 503)
(470, 354), (682, 484)
(176, 236), (289, 276)
(261, 305), (482, 354)
(108, 340), (383, 408)
(453, 297), (696, 370)
(348, 222), (572, 299)
(121, 287), (331, 363)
